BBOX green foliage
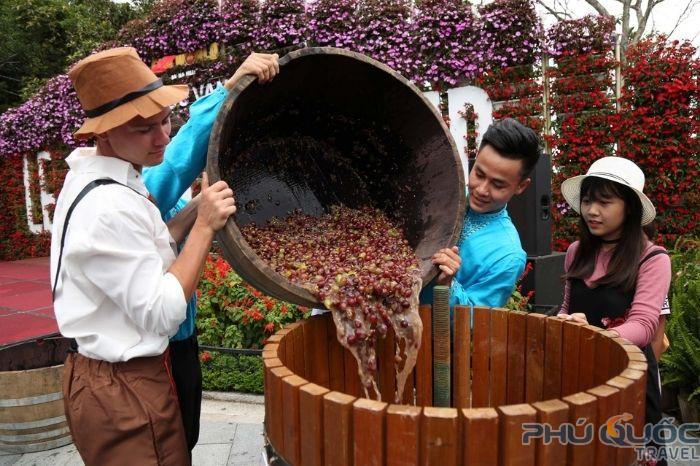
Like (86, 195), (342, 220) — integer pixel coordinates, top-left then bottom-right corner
(505, 261), (534, 312)
(0, 0), (143, 112)
(200, 351), (264, 393)
(661, 238), (700, 402)
(196, 254), (309, 349)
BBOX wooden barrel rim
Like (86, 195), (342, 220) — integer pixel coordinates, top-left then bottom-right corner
(206, 46), (466, 308)
(263, 309), (645, 466)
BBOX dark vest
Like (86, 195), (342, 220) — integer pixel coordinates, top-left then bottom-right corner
(568, 249), (668, 428)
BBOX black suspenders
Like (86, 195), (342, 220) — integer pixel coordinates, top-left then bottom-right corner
(52, 179), (120, 300)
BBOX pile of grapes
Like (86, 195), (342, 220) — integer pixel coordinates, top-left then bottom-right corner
(241, 205), (423, 401)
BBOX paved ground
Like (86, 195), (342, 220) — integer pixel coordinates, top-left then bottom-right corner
(0, 258), (57, 346)
(0, 393), (266, 466)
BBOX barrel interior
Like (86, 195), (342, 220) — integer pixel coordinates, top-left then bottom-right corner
(0, 338), (71, 372)
(263, 310), (646, 465)
(214, 48), (464, 285)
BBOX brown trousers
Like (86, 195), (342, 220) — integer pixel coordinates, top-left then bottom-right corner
(62, 350), (189, 466)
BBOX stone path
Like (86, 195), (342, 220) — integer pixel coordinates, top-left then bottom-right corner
(0, 394), (266, 466)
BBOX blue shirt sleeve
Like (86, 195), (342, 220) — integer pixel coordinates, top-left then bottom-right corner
(143, 84), (228, 217)
(449, 254), (526, 308)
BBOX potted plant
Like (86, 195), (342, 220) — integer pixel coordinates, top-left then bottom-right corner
(661, 238), (700, 424)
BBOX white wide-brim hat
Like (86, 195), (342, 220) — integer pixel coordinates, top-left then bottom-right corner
(561, 156), (656, 226)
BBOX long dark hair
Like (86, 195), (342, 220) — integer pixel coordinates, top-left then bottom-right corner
(566, 177), (646, 291)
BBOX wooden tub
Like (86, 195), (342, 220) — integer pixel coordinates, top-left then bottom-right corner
(263, 306), (647, 465)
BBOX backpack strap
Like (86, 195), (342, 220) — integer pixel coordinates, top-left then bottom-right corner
(639, 248), (669, 268)
(52, 179), (121, 300)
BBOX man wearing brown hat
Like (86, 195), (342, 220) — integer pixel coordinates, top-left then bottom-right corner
(141, 51), (279, 455)
(50, 47), (237, 465)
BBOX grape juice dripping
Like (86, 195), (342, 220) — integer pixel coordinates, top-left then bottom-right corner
(242, 206), (423, 402)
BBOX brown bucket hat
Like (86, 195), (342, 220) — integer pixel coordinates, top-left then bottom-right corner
(69, 47), (189, 139)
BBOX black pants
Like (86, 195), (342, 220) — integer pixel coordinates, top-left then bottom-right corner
(170, 334), (202, 453)
(644, 345), (667, 466)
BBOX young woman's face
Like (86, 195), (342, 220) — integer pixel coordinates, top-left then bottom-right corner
(580, 191), (626, 241)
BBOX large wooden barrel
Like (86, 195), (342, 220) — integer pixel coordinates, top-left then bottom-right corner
(207, 47), (466, 308)
(0, 337), (72, 454)
(263, 308), (648, 465)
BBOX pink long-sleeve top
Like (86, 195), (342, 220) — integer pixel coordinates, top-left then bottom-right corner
(558, 241), (671, 347)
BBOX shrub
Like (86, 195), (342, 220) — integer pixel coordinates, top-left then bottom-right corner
(196, 253), (309, 349)
(200, 351), (264, 393)
(661, 238), (700, 402)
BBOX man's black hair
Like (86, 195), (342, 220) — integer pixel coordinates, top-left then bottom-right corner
(478, 117), (542, 178)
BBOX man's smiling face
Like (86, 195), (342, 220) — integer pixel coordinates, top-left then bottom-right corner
(468, 144), (531, 213)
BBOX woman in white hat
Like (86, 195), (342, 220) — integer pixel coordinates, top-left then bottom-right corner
(557, 156), (671, 461)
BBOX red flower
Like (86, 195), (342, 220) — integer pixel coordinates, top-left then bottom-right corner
(200, 351), (212, 363)
(264, 322), (274, 333)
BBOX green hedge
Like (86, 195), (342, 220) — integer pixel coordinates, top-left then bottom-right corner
(200, 352), (264, 394)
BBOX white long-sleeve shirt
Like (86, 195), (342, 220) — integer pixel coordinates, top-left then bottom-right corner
(50, 148), (187, 362)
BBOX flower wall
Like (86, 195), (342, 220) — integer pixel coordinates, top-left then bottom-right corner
(547, 15), (618, 250)
(0, 0), (697, 261)
(614, 36), (699, 246)
(547, 16), (699, 249)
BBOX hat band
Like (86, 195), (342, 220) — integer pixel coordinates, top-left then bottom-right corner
(84, 79), (164, 118)
(589, 171), (632, 186)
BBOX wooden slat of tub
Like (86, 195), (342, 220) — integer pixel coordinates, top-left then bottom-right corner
(386, 405), (421, 466)
(415, 305), (433, 406)
(490, 309), (508, 408)
(531, 400), (568, 466)
(299, 383), (330, 466)
(270, 327), (292, 364)
(592, 330), (611, 386)
(353, 398), (388, 466)
(401, 366), (415, 405)
(610, 337), (633, 374)
(303, 316), (330, 387)
(526, 313), (546, 403)
(262, 343), (279, 360)
(461, 407), (498, 465)
(264, 357), (283, 437)
(292, 322), (306, 378)
(497, 404), (537, 466)
(326, 315), (346, 392)
(378, 328), (396, 403)
(543, 317), (564, 400)
(393, 329), (415, 405)
(453, 305), (471, 409)
(561, 321), (585, 397)
(472, 307), (491, 408)
(507, 310), (527, 405)
(596, 330), (618, 381)
(562, 392), (598, 466)
(344, 350), (362, 398)
(266, 330), (288, 345)
(421, 407), (460, 466)
(605, 376), (637, 466)
(619, 368), (647, 443)
(268, 366), (293, 456)
(324, 391), (356, 466)
(578, 325), (597, 392)
(587, 385), (621, 466)
(282, 375), (307, 465)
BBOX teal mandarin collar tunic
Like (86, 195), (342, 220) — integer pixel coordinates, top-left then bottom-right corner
(422, 203), (526, 308)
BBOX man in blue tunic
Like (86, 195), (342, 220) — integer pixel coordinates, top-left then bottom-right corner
(426, 118), (541, 308)
(142, 52), (280, 453)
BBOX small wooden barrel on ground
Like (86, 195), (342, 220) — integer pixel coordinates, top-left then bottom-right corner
(263, 308), (648, 466)
(0, 337), (72, 454)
